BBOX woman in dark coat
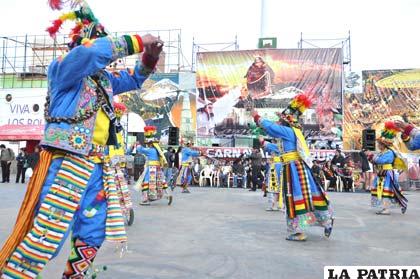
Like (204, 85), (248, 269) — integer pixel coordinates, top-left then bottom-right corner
(359, 149), (373, 191)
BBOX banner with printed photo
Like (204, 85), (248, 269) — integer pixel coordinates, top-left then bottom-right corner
(120, 72), (197, 143)
(343, 69), (420, 153)
(195, 48), (343, 146)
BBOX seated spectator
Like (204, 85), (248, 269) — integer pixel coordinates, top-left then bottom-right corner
(341, 162), (354, 192)
(311, 159), (323, 187)
(323, 160), (337, 191)
(220, 162), (232, 187)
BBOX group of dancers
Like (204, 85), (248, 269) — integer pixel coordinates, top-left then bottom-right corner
(134, 129), (201, 205)
(258, 114), (414, 223)
(0, 0), (419, 278)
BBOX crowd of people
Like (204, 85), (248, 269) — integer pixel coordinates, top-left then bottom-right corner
(0, 145), (40, 184)
(0, 0), (419, 277)
(126, 143), (417, 197)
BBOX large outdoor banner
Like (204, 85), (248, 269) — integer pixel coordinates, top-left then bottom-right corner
(343, 69), (420, 153)
(195, 48), (343, 146)
(120, 72), (197, 142)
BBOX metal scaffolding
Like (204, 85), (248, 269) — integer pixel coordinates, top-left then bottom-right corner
(191, 36), (239, 72)
(0, 29), (183, 89)
(298, 31), (352, 72)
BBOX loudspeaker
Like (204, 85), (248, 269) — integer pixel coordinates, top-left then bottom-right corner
(168, 127), (179, 146)
(362, 129), (376, 151)
(136, 132), (144, 145)
(252, 138), (260, 149)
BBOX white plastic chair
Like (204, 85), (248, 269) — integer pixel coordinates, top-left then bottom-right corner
(324, 180), (331, 191)
(199, 166), (213, 187)
(213, 169), (221, 188)
(336, 176), (343, 192)
(226, 173), (234, 188)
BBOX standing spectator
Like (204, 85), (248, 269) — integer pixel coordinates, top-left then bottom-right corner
(1, 144), (15, 183)
(262, 158), (271, 196)
(15, 148), (28, 183)
(359, 149), (373, 191)
(245, 159), (252, 188)
(164, 147), (176, 187)
(232, 158), (245, 187)
(331, 149), (345, 168)
(249, 148), (262, 191)
(133, 150), (146, 182)
(27, 145), (40, 170)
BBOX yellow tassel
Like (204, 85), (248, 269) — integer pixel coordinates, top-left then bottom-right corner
(59, 11), (77, 21)
(81, 38), (93, 47)
(290, 100), (298, 109)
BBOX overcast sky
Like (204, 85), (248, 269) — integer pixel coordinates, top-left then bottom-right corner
(1, 0), (419, 71)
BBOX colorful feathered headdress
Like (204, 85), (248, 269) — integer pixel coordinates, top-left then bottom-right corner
(144, 126), (158, 142)
(114, 102), (127, 119)
(377, 121), (398, 146)
(46, 0), (108, 48)
(278, 93), (313, 128)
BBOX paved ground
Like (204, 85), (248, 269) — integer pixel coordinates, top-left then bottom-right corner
(1, 182), (420, 279)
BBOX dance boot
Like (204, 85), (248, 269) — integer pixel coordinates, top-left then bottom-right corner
(324, 218), (334, 238)
(286, 233), (307, 241)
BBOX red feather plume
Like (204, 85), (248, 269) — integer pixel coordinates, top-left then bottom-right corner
(46, 19), (64, 38)
(384, 121), (398, 133)
(48, 0), (64, 10)
(295, 93), (313, 109)
(70, 23), (83, 39)
(144, 126), (157, 133)
(114, 102), (127, 112)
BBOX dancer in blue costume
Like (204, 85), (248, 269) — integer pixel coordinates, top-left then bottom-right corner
(136, 126), (172, 206)
(251, 94), (333, 241)
(370, 121), (408, 215)
(260, 137), (283, 212)
(0, 1), (163, 277)
(176, 142), (201, 193)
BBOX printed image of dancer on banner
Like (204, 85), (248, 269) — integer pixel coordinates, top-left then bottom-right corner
(0, 1), (163, 278)
(196, 99), (216, 136)
(196, 49), (343, 141)
(244, 56), (275, 100)
(343, 69), (419, 153)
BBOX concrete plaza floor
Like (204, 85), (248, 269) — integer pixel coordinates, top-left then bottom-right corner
(0, 183), (419, 279)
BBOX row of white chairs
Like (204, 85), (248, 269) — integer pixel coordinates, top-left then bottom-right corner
(324, 175), (355, 192)
(198, 166), (242, 188)
(199, 166), (355, 192)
